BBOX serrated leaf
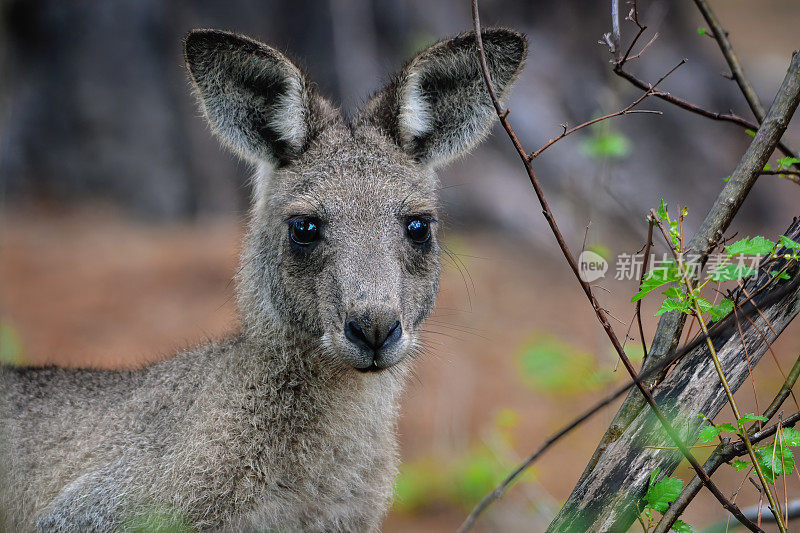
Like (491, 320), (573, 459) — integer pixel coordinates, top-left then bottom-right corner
(780, 235), (800, 251)
(781, 427), (800, 447)
(754, 445), (794, 482)
(738, 414), (769, 424)
(731, 459), (750, 472)
(632, 261), (682, 302)
(672, 519), (693, 533)
(777, 156), (800, 170)
(645, 476), (684, 513)
(708, 298), (734, 321)
(699, 425), (721, 443)
(662, 286), (688, 299)
(771, 270), (791, 280)
(649, 468), (661, 489)
(710, 263), (756, 282)
(655, 297), (692, 317)
(726, 236), (776, 256)
(718, 422), (738, 434)
(657, 199), (669, 222)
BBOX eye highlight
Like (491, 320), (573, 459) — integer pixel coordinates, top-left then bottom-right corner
(406, 218), (431, 244)
(289, 217), (320, 246)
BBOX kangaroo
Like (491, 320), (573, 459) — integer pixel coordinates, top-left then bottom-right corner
(0, 28), (526, 532)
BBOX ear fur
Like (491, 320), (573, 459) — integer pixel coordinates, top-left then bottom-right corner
(360, 29), (527, 168)
(184, 29), (325, 165)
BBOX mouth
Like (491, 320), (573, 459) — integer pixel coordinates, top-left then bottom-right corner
(355, 361), (385, 373)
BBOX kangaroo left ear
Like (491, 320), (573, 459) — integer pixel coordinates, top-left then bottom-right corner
(359, 28), (527, 169)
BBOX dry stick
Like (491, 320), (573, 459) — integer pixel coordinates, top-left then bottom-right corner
(651, 211), (787, 531)
(461, 2), (762, 531)
(612, 66), (797, 161)
(637, 220), (655, 363)
(655, 406), (800, 533)
(581, 50), (800, 496)
(528, 96), (664, 160)
(692, 0), (766, 123)
(692, 0), (799, 174)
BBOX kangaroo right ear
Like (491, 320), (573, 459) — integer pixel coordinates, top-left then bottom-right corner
(184, 30), (319, 166)
(360, 29), (527, 169)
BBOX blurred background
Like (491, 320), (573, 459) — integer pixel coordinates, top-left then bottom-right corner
(1, 0), (799, 530)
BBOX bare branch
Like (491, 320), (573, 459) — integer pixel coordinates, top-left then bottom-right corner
(463, 1), (774, 531)
(692, 0), (766, 122)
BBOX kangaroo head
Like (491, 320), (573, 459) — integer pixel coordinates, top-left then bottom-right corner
(184, 29), (526, 372)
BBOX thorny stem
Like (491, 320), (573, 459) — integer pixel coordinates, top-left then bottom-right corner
(651, 211), (788, 532)
(461, 1), (762, 531)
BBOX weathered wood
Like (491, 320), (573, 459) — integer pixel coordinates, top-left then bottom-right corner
(574, 51), (800, 489)
(554, 50), (800, 531)
(547, 220), (800, 532)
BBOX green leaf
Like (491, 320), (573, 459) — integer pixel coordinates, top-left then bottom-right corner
(707, 298), (734, 321)
(781, 427), (800, 447)
(745, 129), (757, 137)
(780, 235), (800, 251)
(718, 422), (738, 434)
(672, 519), (694, 533)
(726, 236), (776, 256)
(632, 260), (682, 302)
(731, 459), (750, 472)
(657, 199), (669, 222)
(662, 286), (688, 300)
(777, 156), (800, 170)
(722, 175), (731, 182)
(697, 27), (707, 36)
(754, 445), (795, 482)
(699, 425), (721, 443)
(710, 263), (756, 282)
(738, 414), (769, 424)
(645, 475), (684, 513)
(655, 297), (692, 317)
(763, 163), (772, 171)
(580, 130), (630, 159)
(771, 270), (791, 280)
(649, 468), (661, 489)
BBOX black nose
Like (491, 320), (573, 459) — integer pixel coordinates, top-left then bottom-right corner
(344, 316), (402, 353)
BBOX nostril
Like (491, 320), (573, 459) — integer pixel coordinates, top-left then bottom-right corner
(345, 321), (370, 348)
(383, 321), (402, 349)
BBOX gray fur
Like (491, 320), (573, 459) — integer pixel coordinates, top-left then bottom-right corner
(1, 28), (526, 532)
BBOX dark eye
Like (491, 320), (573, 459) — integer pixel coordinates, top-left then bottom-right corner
(289, 218), (320, 246)
(406, 218), (430, 244)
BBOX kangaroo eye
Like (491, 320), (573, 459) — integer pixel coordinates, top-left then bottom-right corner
(406, 218), (430, 244)
(289, 218), (320, 246)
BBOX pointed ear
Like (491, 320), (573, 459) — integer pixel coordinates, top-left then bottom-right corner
(184, 30), (328, 166)
(360, 29), (527, 168)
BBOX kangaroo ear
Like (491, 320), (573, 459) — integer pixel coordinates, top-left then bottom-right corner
(185, 30), (320, 166)
(361, 29), (527, 168)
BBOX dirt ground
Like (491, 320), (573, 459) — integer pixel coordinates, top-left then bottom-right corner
(2, 207), (799, 532)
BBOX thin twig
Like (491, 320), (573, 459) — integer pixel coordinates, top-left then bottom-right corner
(692, 0), (766, 122)
(461, 3), (764, 531)
(529, 63), (680, 161)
